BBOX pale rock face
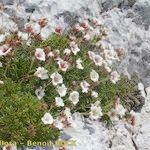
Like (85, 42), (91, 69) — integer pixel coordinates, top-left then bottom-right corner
(100, 7), (150, 86)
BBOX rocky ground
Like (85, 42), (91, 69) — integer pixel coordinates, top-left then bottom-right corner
(0, 0), (150, 150)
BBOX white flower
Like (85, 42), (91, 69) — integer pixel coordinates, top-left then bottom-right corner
(91, 91), (98, 98)
(90, 102), (103, 120)
(0, 62), (2, 67)
(130, 110), (136, 117)
(88, 51), (95, 60)
(56, 84), (67, 97)
(64, 48), (71, 55)
(103, 61), (112, 73)
(76, 58), (84, 69)
(3, 145), (16, 150)
(72, 46), (80, 55)
(110, 71), (120, 84)
(91, 28), (100, 37)
(104, 48), (119, 61)
(18, 32), (28, 41)
(0, 34), (5, 43)
(105, 65), (112, 73)
(69, 91), (79, 105)
(35, 48), (46, 61)
(35, 86), (45, 100)
(115, 104), (126, 118)
(92, 18), (102, 26)
(53, 118), (64, 130)
(2, 146), (6, 150)
(4, 32), (10, 37)
(50, 72), (63, 86)
(90, 70), (99, 82)
(48, 51), (54, 57)
(34, 67), (49, 80)
(64, 107), (72, 118)
(26, 38), (32, 46)
(32, 23), (41, 34)
(0, 80), (4, 84)
(70, 41), (80, 55)
(104, 58), (113, 66)
(3, 48), (12, 56)
(69, 35), (76, 41)
(41, 112), (53, 125)
(75, 24), (84, 32)
(57, 59), (69, 72)
(84, 34), (90, 41)
(0, 44), (12, 56)
(55, 49), (60, 55)
(55, 97), (64, 107)
(40, 27), (50, 40)
(80, 81), (90, 93)
(93, 54), (103, 66)
(93, 100), (100, 106)
(109, 109), (119, 122)
(63, 107), (75, 126)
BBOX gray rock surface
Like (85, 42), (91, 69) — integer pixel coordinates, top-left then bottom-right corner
(133, 0), (150, 30)
(100, 7), (150, 86)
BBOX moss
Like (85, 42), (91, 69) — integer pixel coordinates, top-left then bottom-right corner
(0, 79), (60, 145)
(41, 33), (69, 50)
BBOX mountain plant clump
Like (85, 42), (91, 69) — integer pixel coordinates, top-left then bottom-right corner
(0, 18), (144, 146)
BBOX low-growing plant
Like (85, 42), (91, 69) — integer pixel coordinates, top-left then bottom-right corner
(0, 18), (144, 146)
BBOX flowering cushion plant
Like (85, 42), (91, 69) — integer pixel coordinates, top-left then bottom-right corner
(0, 18), (144, 145)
